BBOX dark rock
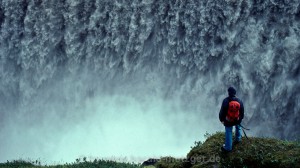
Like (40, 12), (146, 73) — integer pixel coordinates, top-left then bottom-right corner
(141, 158), (160, 166)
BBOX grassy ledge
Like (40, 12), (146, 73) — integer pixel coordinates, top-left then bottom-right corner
(156, 132), (300, 168)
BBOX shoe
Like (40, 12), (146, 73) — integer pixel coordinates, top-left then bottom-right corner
(221, 146), (232, 153)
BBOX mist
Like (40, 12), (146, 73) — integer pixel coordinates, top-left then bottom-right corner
(0, 71), (222, 163)
(0, 0), (300, 164)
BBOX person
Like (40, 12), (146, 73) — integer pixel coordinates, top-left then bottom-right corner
(219, 87), (244, 152)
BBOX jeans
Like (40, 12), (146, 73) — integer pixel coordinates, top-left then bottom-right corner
(224, 125), (242, 151)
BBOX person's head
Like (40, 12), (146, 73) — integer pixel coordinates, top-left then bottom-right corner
(228, 87), (236, 97)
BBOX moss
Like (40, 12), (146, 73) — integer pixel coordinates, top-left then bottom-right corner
(188, 132), (300, 168)
(155, 132), (300, 168)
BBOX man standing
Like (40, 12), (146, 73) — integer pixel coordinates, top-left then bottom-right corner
(219, 87), (244, 152)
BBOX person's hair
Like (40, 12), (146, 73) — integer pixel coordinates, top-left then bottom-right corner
(228, 87), (236, 96)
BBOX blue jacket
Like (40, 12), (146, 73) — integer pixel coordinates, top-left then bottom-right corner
(219, 96), (244, 126)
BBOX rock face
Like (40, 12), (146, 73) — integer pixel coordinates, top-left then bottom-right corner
(141, 158), (160, 167)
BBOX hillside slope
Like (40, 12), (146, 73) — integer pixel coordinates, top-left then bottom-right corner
(156, 132), (300, 168)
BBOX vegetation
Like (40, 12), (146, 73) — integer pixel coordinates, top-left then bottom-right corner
(1, 132), (299, 168)
(0, 159), (140, 168)
(156, 132), (300, 168)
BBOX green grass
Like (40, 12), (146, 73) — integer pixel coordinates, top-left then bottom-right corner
(0, 159), (141, 168)
(1, 133), (300, 168)
(156, 132), (300, 168)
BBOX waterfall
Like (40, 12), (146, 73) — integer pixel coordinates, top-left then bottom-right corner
(0, 0), (299, 163)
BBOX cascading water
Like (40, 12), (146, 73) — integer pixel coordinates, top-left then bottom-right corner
(0, 0), (299, 163)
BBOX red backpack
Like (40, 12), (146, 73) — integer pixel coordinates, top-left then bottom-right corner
(226, 100), (240, 122)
